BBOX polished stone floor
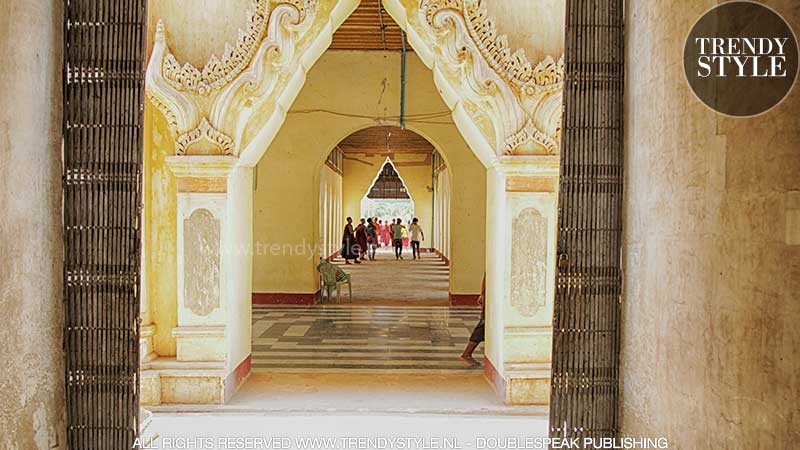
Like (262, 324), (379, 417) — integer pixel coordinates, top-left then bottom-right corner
(146, 250), (543, 441)
(252, 305), (482, 373)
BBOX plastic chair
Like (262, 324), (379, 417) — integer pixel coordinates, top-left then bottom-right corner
(317, 260), (352, 303)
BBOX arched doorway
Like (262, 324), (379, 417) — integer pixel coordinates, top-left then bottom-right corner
(141, 0), (559, 410)
(315, 126), (452, 305)
(54, 0), (632, 446)
(247, 106), (484, 380)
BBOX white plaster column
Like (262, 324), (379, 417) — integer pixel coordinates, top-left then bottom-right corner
(446, 186), (451, 258)
(433, 167), (451, 261)
(142, 156), (253, 405)
(484, 156), (559, 405)
(168, 157), (233, 363)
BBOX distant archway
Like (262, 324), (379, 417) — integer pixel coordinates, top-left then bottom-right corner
(361, 159), (415, 225)
(318, 125), (450, 264)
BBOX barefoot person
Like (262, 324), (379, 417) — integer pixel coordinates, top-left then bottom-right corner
(461, 275), (486, 365)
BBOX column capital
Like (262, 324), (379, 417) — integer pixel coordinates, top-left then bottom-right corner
(166, 156), (238, 193)
(165, 155), (238, 177)
(490, 155), (560, 194)
(491, 155), (560, 177)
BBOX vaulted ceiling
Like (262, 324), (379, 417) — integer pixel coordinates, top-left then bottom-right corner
(337, 126), (434, 156)
(330, 0), (411, 51)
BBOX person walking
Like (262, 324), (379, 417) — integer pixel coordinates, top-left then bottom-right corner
(355, 218), (368, 261)
(409, 217), (425, 260)
(366, 218), (378, 260)
(391, 218), (406, 260)
(380, 219), (392, 247)
(341, 217), (360, 264)
(373, 218), (381, 248)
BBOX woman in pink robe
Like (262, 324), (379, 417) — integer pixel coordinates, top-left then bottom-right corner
(380, 220), (392, 247)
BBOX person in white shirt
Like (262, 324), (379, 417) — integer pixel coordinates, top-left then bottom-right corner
(409, 217), (425, 260)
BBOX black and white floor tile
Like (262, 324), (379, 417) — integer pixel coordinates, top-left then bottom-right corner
(251, 306), (483, 374)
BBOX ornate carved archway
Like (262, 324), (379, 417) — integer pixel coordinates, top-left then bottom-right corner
(385, 0), (563, 161)
(147, 0), (360, 165)
(146, 0), (564, 167)
(143, 0), (565, 407)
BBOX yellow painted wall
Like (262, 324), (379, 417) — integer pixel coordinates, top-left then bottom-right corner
(143, 101), (178, 356)
(252, 137), (323, 293)
(252, 51), (486, 296)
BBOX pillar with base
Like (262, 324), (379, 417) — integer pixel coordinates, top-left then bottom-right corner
(484, 156), (559, 405)
(141, 156), (253, 405)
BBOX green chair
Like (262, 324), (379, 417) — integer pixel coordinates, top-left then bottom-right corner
(317, 260), (352, 303)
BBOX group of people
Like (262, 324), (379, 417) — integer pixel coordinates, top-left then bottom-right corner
(341, 217), (425, 263)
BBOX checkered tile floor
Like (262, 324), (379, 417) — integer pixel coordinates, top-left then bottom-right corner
(251, 306), (483, 373)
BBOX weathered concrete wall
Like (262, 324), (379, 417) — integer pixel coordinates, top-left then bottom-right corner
(620, 1), (800, 448)
(0, 0), (66, 448)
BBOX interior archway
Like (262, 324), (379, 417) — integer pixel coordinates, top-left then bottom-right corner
(248, 101), (487, 385)
(312, 126), (453, 306)
(141, 0), (559, 413)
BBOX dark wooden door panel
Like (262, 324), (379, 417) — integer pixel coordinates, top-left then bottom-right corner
(550, 0), (625, 440)
(63, 0), (146, 447)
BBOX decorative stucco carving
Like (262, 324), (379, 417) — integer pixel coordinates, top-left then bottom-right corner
(147, 0), (560, 159)
(510, 207), (548, 317)
(409, 0), (563, 155)
(183, 209), (221, 317)
(459, 4), (564, 90)
(162, 1), (271, 95)
(146, 91), (179, 133)
(176, 118), (235, 156)
(145, 0), (319, 157)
